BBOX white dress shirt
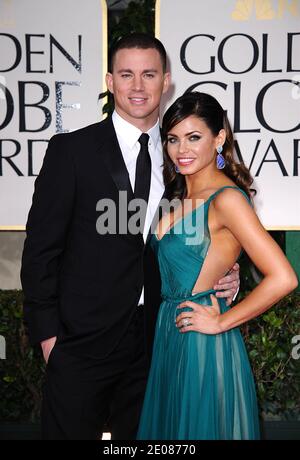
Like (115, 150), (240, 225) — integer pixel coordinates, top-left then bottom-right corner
(112, 110), (165, 304)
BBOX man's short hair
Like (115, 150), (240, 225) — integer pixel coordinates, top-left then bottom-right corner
(109, 32), (167, 73)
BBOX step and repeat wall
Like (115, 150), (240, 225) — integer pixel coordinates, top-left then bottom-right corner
(156, 0), (300, 229)
(0, 0), (107, 229)
(0, 0), (299, 287)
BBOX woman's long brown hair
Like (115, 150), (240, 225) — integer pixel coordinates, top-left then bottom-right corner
(162, 91), (255, 201)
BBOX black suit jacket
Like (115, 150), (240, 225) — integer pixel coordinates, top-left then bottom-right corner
(21, 117), (162, 359)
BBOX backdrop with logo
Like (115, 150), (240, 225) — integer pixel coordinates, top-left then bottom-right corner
(0, 0), (107, 229)
(156, 0), (300, 229)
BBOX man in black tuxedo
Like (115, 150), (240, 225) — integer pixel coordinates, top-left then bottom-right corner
(21, 33), (240, 440)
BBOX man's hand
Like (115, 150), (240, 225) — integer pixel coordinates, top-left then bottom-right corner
(41, 336), (57, 364)
(213, 263), (240, 306)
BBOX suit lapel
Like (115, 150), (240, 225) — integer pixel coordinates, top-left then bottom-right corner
(99, 117), (134, 202)
(97, 116), (144, 244)
(97, 117), (168, 246)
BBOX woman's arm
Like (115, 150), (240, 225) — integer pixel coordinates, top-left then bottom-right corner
(176, 189), (298, 334)
(215, 189), (298, 332)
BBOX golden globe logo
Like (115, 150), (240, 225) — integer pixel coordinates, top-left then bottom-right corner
(232, 0), (299, 21)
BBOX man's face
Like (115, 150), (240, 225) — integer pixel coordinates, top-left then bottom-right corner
(106, 47), (170, 130)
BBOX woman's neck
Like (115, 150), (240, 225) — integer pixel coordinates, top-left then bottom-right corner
(185, 168), (226, 198)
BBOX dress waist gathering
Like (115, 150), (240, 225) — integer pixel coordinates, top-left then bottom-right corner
(161, 288), (216, 304)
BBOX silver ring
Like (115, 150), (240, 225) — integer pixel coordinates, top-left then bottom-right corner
(182, 318), (190, 327)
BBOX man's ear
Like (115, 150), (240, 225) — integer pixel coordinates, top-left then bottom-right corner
(105, 73), (113, 94)
(162, 72), (171, 94)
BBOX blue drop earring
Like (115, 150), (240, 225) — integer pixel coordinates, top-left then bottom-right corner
(174, 164), (180, 173)
(216, 145), (226, 169)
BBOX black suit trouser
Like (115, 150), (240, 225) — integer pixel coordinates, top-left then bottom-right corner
(42, 307), (149, 440)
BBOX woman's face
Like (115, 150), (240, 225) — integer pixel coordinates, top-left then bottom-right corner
(166, 115), (224, 175)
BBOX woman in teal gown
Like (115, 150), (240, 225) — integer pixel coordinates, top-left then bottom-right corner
(137, 92), (297, 440)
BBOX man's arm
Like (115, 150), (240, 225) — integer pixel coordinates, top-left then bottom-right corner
(21, 134), (75, 346)
(213, 262), (240, 306)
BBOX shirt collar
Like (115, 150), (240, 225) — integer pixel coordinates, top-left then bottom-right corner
(112, 110), (160, 150)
